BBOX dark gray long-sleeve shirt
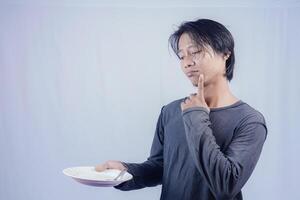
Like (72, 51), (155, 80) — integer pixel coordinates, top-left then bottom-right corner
(115, 99), (267, 200)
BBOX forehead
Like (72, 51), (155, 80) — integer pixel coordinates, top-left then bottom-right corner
(177, 33), (214, 55)
(178, 33), (197, 50)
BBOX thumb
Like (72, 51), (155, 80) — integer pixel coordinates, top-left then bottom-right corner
(95, 163), (109, 172)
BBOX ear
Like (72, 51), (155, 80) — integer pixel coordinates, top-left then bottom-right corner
(223, 52), (231, 60)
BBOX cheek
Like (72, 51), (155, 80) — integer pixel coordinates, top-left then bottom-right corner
(179, 61), (185, 71)
(180, 64), (185, 72)
(197, 57), (225, 76)
(195, 59), (209, 74)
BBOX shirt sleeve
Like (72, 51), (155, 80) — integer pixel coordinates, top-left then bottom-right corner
(114, 106), (165, 191)
(181, 106), (267, 199)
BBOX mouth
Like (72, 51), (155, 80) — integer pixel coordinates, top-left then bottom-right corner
(186, 70), (199, 77)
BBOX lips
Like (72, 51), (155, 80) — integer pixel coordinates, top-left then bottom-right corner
(187, 70), (199, 77)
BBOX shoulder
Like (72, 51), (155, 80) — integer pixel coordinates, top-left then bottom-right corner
(237, 102), (266, 126)
(164, 98), (184, 110)
(159, 98), (185, 122)
(234, 101), (268, 138)
(161, 98), (186, 113)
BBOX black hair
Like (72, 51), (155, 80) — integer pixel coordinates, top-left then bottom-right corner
(168, 19), (235, 81)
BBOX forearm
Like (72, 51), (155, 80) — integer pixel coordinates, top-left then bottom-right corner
(182, 107), (267, 199)
(114, 159), (163, 191)
(115, 106), (165, 191)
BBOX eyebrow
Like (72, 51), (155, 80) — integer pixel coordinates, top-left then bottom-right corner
(177, 44), (199, 54)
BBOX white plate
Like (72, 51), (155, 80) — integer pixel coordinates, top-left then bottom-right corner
(63, 166), (133, 187)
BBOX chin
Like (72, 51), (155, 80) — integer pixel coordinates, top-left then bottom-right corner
(191, 82), (198, 87)
(189, 77), (199, 87)
(191, 80), (208, 87)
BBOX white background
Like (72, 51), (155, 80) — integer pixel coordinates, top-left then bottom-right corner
(1, 0), (299, 199)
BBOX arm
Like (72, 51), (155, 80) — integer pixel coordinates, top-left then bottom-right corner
(182, 107), (267, 199)
(114, 106), (165, 191)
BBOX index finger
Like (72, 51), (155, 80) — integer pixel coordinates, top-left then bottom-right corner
(197, 74), (204, 95)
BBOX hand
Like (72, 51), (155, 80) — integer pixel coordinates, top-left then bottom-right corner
(181, 74), (210, 112)
(95, 160), (127, 172)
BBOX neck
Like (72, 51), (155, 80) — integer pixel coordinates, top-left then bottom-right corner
(203, 77), (238, 108)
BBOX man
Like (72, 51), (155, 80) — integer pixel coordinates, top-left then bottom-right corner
(95, 19), (267, 200)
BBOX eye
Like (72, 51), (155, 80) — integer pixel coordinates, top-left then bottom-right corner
(191, 50), (201, 55)
(178, 55), (184, 60)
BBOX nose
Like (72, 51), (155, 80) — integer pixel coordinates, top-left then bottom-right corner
(183, 57), (195, 68)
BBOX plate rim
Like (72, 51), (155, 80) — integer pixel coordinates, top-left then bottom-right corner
(62, 166), (133, 183)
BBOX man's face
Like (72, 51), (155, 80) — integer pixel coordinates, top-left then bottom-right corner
(177, 33), (228, 87)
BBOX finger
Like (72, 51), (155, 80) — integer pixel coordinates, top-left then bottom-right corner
(183, 96), (189, 103)
(107, 160), (127, 171)
(197, 74), (204, 97)
(181, 102), (185, 110)
(189, 93), (197, 99)
(181, 98), (188, 108)
(95, 163), (108, 172)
